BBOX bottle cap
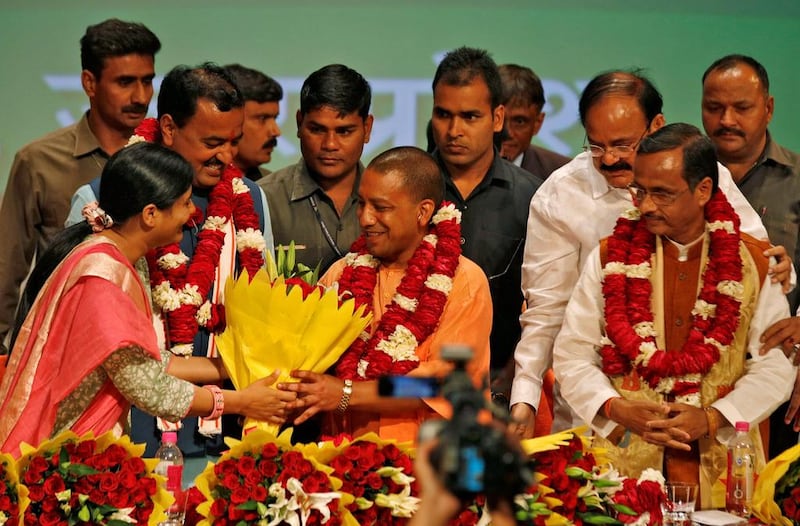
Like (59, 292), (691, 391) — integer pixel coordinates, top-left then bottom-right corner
(734, 421), (749, 432)
(162, 431), (178, 444)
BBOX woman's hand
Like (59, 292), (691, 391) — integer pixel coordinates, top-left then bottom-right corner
(227, 370), (297, 425)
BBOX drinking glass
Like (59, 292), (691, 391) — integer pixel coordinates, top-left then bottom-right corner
(661, 482), (698, 526)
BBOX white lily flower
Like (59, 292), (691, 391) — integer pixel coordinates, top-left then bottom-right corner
(285, 477), (340, 525)
(108, 507), (137, 524)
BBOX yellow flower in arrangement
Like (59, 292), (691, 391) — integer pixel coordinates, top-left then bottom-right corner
(0, 451), (27, 526)
(216, 266), (372, 435)
(752, 442), (800, 526)
(15, 430), (171, 526)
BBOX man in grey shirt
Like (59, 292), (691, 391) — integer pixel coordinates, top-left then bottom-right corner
(259, 64), (373, 274)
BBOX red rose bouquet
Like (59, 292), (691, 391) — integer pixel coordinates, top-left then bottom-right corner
(15, 430), (170, 525)
(753, 442), (800, 525)
(453, 429), (665, 526)
(310, 433), (420, 525)
(194, 430), (354, 526)
(0, 452), (27, 526)
(605, 468), (665, 525)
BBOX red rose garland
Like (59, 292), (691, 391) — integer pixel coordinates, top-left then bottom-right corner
(599, 191), (744, 404)
(335, 203), (462, 380)
(132, 118), (265, 355)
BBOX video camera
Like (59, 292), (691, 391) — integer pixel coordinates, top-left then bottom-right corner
(378, 345), (532, 502)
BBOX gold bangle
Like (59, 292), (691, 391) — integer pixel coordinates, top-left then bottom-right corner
(704, 406), (718, 439)
(337, 379), (353, 413)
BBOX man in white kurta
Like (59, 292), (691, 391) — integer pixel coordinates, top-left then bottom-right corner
(509, 71), (785, 436)
(553, 123), (794, 509)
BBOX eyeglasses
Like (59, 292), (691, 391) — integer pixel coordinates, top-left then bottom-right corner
(583, 126), (649, 159)
(627, 184), (690, 207)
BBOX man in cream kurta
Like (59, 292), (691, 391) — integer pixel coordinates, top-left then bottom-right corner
(553, 124), (795, 509)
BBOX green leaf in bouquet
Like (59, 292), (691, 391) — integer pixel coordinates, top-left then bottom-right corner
(286, 240), (296, 272)
(578, 512), (623, 525)
(64, 463), (99, 477)
(77, 504), (91, 522)
(611, 503), (637, 516)
(237, 500), (260, 511)
(592, 478), (622, 488)
(277, 244), (286, 274)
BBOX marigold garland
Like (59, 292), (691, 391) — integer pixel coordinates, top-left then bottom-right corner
(131, 118), (266, 355)
(599, 191), (744, 406)
(335, 203), (462, 380)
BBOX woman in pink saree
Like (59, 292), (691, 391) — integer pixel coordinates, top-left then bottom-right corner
(0, 142), (292, 456)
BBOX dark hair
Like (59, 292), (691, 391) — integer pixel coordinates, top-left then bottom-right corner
(80, 18), (161, 78)
(637, 123), (718, 192)
(702, 54), (770, 94)
(578, 70), (663, 126)
(224, 64), (283, 103)
(432, 47), (503, 109)
(299, 64), (371, 119)
(157, 63), (244, 127)
(10, 142), (193, 351)
(498, 64), (545, 109)
(367, 146), (444, 205)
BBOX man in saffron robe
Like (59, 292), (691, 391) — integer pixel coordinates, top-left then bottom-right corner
(553, 123), (795, 509)
(278, 146), (492, 443)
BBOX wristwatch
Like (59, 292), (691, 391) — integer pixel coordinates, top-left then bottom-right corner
(337, 379), (353, 413)
(491, 391), (509, 408)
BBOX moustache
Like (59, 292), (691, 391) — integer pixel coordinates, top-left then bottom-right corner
(203, 158), (225, 169)
(262, 138), (278, 149)
(600, 161), (632, 172)
(122, 104), (148, 114)
(714, 127), (745, 138)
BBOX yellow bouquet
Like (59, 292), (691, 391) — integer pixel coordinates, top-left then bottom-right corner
(216, 267), (371, 435)
(752, 442), (800, 525)
(0, 451), (27, 526)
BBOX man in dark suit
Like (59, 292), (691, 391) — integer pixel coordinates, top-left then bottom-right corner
(498, 64), (569, 179)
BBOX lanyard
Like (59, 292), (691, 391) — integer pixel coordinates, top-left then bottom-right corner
(309, 194), (344, 259)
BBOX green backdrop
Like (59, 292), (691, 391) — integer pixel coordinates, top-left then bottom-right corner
(1, 0), (799, 193)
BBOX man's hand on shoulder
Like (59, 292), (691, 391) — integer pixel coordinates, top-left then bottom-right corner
(764, 244), (793, 293)
(759, 316), (800, 365)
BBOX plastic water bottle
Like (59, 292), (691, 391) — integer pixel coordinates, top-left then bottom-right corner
(154, 431), (185, 525)
(726, 421), (754, 517)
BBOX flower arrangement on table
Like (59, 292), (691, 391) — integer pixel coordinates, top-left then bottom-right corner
(307, 433), (420, 525)
(15, 430), (170, 525)
(193, 429), (354, 526)
(0, 452), (26, 526)
(215, 243), (371, 435)
(752, 442), (800, 525)
(448, 429), (666, 526)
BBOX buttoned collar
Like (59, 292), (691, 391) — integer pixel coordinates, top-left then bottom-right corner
(762, 131), (794, 168)
(289, 160), (363, 202)
(73, 112), (105, 159)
